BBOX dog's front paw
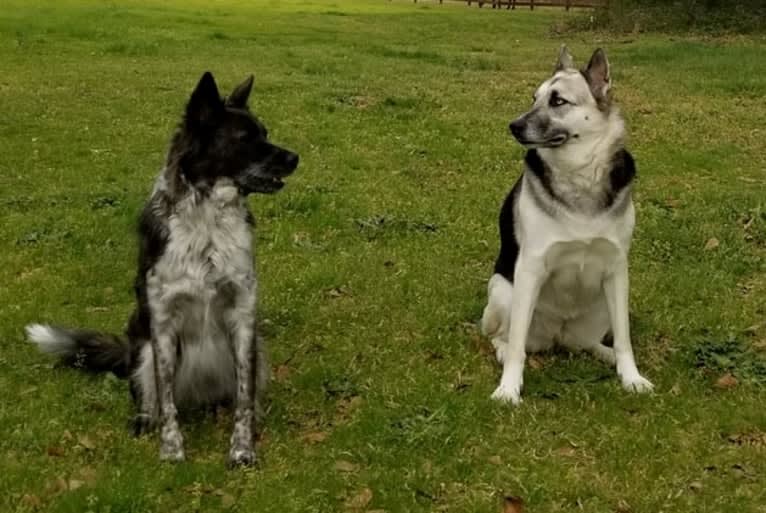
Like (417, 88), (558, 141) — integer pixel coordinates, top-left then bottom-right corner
(159, 426), (185, 462)
(159, 443), (185, 462)
(491, 382), (523, 405)
(228, 446), (257, 468)
(621, 374), (654, 394)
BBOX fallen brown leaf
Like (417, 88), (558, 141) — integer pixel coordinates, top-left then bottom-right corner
(555, 446), (577, 457)
(728, 431), (766, 448)
(302, 431), (328, 444)
(326, 286), (352, 298)
(68, 479), (85, 491)
(77, 466), (98, 486)
(528, 355), (544, 370)
(345, 487), (373, 510)
(615, 499), (631, 512)
(46, 446), (65, 457)
(715, 373), (738, 389)
(221, 493), (236, 508)
(488, 455), (502, 465)
(334, 460), (359, 473)
(503, 496), (524, 513)
(274, 364), (291, 382)
(21, 494), (42, 508)
(336, 395), (363, 421)
(704, 238), (720, 251)
(45, 477), (69, 496)
(77, 435), (96, 450)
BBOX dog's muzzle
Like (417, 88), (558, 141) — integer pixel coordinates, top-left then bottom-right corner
(237, 150), (299, 195)
(509, 117), (569, 148)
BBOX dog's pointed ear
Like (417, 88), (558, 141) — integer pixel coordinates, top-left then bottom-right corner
(555, 44), (575, 72)
(185, 71), (223, 129)
(584, 48), (611, 102)
(226, 75), (254, 109)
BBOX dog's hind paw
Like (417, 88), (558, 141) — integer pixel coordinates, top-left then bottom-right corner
(130, 414), (156, 437)
(491, 339), (508, 365)
(491, 383), (523, 405)
(621, 374), (654, 394)
(228, 447), (257, 468)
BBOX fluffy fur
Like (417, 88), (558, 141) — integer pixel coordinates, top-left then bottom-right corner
(482, 46), (653, 404)
(26, 72), (299, 466)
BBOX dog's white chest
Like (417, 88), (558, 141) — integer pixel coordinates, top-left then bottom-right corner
(539, 238), (618, 316)
(546, 238), (618, 275)
(160, 191), (254, 293)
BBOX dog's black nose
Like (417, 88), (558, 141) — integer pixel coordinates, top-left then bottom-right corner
(509, 119), (525, 138)
(284, 152), (299, 170)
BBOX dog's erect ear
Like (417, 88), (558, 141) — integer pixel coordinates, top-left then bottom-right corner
(185, 71), (223, 129)
(584, 48), (611, 102)
(555, 44), (575, 72)
(226, 75), (254, 109)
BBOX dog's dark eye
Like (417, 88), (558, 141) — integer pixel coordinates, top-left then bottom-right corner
(549, 95), (568, 107)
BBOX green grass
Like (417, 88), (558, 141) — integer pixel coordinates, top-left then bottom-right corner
(1, 1), (765, 512)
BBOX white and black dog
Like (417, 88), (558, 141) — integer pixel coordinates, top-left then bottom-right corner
(482, 46), (653, 404)
(26, 72), (298, 466)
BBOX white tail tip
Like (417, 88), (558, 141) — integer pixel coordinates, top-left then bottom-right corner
(25, 324), (75, 356)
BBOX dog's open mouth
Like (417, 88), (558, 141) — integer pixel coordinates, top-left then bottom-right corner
(238, 154), (298, 195)
(546, 134), (569, 148)
(547, 133), (569, 146)
(513, 133), (569, 149)
(257, 177), (285, 194)
(516, 136), (568, 149)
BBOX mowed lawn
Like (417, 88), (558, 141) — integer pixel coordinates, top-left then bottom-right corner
(1, 0), (765, 511)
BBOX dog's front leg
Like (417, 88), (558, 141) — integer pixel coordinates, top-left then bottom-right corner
(228, 311), (257, 467)
(491, 258), (545, 404)
(152, 326), (185, 461)
(603, 260), (654, 393)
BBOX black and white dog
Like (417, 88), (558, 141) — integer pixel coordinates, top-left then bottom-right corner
(26, 72), (298, 466)
(482, 46), (653, 404)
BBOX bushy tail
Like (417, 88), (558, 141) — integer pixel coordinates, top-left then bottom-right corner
(25, 324), (131, 379)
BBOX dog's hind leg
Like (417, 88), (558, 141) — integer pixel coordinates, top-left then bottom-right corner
(482, 274), (553, 364)
(482, 274), (513, 364)
(560, 303), (616, 365)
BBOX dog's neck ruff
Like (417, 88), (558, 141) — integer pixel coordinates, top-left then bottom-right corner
(525, 146), (635, 213)
(154, 166), (245, 210)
